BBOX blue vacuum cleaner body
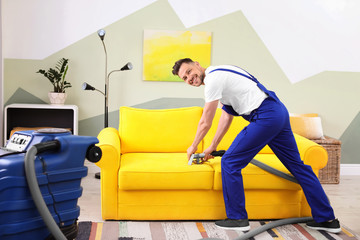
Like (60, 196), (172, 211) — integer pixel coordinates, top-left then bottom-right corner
(0, 129), (100, 240)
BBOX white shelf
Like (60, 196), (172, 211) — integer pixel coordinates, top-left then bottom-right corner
(4, 103), (78, 143)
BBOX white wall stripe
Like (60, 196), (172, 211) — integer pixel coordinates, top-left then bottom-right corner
(340, 164), (360, 176)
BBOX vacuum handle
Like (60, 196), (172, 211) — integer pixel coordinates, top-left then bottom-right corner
(34, 140), (60, 154)
(211, 150), (225, 157)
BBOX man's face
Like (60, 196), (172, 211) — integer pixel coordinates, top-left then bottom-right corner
(178, 62), (204, 87)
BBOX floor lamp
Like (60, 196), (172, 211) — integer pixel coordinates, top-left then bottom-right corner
(82, 29), (133, 178)
(83, 29), (132, 127)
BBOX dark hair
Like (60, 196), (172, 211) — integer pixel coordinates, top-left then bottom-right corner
(172, 58), (194, 76)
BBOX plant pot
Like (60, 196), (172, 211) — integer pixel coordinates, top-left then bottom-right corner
(48, 92), (67, 105)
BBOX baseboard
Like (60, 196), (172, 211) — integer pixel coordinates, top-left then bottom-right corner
(340, 164), (360, 175)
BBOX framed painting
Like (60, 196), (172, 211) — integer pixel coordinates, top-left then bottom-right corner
(143, 30), (212, 82)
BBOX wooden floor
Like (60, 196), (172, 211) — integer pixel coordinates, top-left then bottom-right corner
(78, 162), (360, 236)
(322, 175), (360, 235)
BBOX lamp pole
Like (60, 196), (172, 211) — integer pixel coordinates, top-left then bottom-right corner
(82, 29), (133, 129)
(98, 29), (109, 128)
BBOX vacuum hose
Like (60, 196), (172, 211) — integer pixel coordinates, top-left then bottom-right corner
(235, 217), (313, 240)
(250, 159), (298, 184)
(24, 141), (67, 240)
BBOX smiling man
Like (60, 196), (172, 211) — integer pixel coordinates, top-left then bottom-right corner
(171, 58), (341, 233)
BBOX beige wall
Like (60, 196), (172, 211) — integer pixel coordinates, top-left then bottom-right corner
(2, 0), (360, 163)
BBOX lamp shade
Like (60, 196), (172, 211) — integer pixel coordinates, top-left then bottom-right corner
(120, 62), (133, 71)
(97, 29), (106, 41)
(82, 82), (96, 91)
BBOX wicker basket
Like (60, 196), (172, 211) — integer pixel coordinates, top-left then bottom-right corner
(312, 136), (341, 184)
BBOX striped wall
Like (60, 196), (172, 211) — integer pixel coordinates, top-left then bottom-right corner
(2, 0), (360, 164)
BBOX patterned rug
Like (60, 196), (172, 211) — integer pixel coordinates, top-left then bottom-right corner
(75, 221), (359, 240)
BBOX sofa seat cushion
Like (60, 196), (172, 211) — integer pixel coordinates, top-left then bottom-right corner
(211, 154), (301, 191)
(119, 153), (214, 190)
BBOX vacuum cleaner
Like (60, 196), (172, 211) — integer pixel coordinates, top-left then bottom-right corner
(189, 151), (313, 240)
(0, 128), (102, 240)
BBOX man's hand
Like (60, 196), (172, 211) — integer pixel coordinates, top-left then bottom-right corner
(187, 145), (198, 161)
(203, 145), (216, 161)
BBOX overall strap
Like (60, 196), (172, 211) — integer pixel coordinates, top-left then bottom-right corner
(208, 67), (277, 117)
(209, 68), (257, 82)
(208, 67), (269, 94)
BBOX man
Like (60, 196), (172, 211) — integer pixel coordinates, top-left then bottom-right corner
(172, 58), (341, 233)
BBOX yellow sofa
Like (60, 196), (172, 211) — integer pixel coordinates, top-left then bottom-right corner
(95, 106), (328, 220)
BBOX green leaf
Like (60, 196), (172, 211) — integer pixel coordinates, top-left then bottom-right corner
(37, 58), (71, 93)
(56, 58), (69, 74)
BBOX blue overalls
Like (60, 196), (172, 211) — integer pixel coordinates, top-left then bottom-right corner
(208, 68), (335, 222)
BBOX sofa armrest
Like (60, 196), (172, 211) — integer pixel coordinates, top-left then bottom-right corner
(95, 127), (121, 219)
(294, 133), (328, 170)
(96, 127), (121, 157)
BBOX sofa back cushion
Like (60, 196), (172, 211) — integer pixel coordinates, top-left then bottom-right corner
(119, 107), (203, 153)
(204, 108), (274, 154)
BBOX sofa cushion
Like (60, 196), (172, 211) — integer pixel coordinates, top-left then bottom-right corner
(118, 153), (214, 190)
(119, 107), (203, 153)
(203, 109), (274, 154)
(211, 154), (301, 191)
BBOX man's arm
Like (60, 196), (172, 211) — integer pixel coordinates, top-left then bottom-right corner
(203, 109), (233, 160)
(187, 100), (218, 160)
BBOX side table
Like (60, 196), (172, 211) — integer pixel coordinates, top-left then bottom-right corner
(313, 136), (341, 184)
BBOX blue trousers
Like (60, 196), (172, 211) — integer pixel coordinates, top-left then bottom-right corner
(221, 97), (335, 222)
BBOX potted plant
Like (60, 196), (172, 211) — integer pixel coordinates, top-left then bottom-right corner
(37, 58), (72, 105)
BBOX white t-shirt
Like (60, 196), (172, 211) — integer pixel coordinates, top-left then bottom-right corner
(204, 65), (268, 115)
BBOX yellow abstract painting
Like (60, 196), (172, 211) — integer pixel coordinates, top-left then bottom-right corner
(143, 30), (212, 82)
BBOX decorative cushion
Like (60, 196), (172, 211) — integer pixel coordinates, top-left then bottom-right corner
(10, 127), (71, 137)
(290, 113), (324, 139)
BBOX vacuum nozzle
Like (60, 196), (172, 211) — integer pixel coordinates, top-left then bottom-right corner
(188, 150), (225, 165)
